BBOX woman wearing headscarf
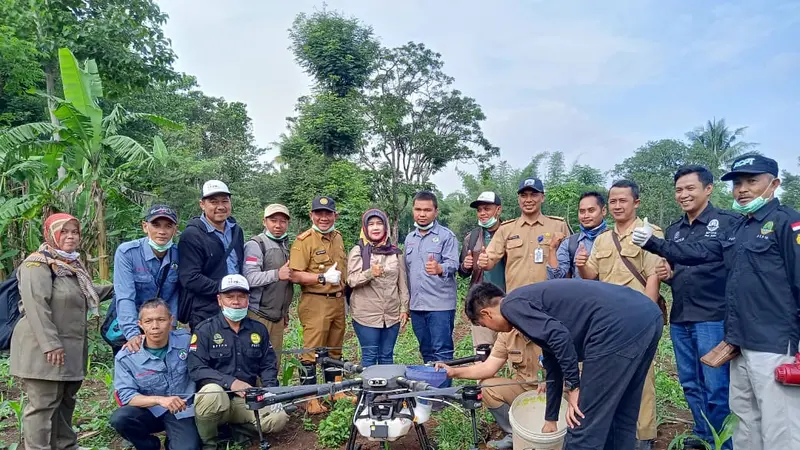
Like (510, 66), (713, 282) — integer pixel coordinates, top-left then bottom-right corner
(347, 209), (410, 367)
(10, 213), (114, 450)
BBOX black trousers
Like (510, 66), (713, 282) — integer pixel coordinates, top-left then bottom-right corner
(110, 406), (201, 450)
(564, 316), (663, 450)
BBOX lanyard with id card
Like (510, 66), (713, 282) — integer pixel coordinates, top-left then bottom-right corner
(534, 235), (544, 263)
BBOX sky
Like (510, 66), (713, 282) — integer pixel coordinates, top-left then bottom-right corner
(158, 0), (800, 194)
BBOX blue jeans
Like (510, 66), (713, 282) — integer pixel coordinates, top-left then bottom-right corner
(410, 310), (455, 387)
(671, 321), (731, 449)
(352, 320), (400, 367)
(110, 405), (200, 450)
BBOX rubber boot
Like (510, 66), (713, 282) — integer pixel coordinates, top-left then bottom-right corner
(195, 417), (220, 450)
(301, 362), (328, 415)
(635, 439), (654, 450)
(487, 404), (514, 450)
(325, 362), (356, 404)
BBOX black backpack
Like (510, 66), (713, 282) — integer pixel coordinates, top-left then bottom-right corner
(0, 269), (21, 351)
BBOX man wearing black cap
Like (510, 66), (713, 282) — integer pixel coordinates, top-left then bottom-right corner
(478, 177), (570, 293)
(459, 191), (506, 347)
(112, 204), (180, 353)
(633, 154), (800, 450)
(178, 180), (245, 330)
(288, 196), (348, 414)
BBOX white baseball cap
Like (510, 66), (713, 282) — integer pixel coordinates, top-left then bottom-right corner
(470, 191), (502, 208)
(202, 180), (231, 199)
(219, 274), (249, 293)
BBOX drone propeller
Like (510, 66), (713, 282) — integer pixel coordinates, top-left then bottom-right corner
(386, 379), (546, 400)
(281, 345), (378, 355)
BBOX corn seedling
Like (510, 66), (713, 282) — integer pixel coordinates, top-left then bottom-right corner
(668, 412), (738, 450)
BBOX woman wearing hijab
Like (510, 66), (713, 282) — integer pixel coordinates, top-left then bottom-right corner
(347, 209), (410, 367)
(10, 213), (113, 450)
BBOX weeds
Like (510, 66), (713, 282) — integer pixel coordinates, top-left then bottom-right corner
(317, 398), (356, 448)
(669, 412), (738, 450)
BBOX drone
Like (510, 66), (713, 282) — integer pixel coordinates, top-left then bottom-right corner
(239, 343), (540, 450)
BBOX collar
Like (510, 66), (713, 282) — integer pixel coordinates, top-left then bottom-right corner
(313, 228), (337, 241)
(215, 312), (252, 331)
(752, 198), (780, 222)
(141, 237), (158, 262)
(681, 202), (716, 226)
(200, 214), (231, 234)
(615, 218), (641, 237)
(518, 214), (544, 227)
(138, 330), (179, 359)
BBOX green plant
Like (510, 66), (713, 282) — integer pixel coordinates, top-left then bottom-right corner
(281, 357), (304, 387)
(302, 417), (316, 432)
(317, 398), (356, 448)
(668, 412), (738, 450)
(433, 406), (493, 450)
(6, 395), (24, 443)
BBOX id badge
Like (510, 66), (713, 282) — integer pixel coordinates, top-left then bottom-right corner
(534, 247), (544, 264)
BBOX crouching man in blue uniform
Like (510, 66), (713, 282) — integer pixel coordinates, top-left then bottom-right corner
(111, 298), (200, 449)
(465, 279), (663, 450)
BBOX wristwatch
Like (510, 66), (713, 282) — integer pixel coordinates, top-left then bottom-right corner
(318, 274), (326, 285)
(565, 380), (579, 391)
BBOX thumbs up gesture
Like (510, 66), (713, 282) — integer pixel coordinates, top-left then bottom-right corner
(425, 253), (443, 275)
(477, 248), (490, 269)
(574, 242), (588, 267)
(324, 262), (341, 285)
(278, 261), (292, 281)
(463, 250), (474, 271)
(632, 217), (654, 247)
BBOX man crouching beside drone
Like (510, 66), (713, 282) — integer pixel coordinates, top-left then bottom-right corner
(444, 279), (662, 450)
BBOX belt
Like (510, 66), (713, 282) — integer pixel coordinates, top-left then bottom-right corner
(306, 291), (344, 298)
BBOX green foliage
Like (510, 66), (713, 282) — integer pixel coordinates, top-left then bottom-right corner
(780, 158), (800, 209)
(317, 398), (357, 448)
(686, 118), (758, 172)
(668, 413), (738, 450)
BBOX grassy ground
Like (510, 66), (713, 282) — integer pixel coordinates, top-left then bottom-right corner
(0, 281), (692, 449)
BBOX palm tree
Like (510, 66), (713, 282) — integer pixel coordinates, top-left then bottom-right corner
(0, 48), (178, 279)
(686, 118), (758, 171)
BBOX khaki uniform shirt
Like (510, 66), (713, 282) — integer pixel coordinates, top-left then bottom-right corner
(11, 261), (113, 381)
(346, 248), (410, 328)
(486, 214), (571, 291)
(586, 217), (663, 294)
(490, 329), (543, 382)
(289, 228), (347, 295)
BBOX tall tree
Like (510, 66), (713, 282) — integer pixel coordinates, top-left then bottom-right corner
(545, 151), (565, 186)
(686, 118), (758, 172)
(0, 48), (178, 279)
(363, 42), (498, 238)
(780, 158), (800, 210)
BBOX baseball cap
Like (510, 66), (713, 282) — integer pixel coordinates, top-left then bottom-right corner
(145, 204), (177, 224)
(219, 274), (250, 293)
(264, 204), (291, 219)
(201, 180), (231, 199)
(311, 196), (336, 212)
(470, 191), (502, 209)
(517, 177), (545, 194)
(721, 155), (779, 181)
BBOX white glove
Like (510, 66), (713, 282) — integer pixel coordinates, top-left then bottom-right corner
(632, 217), (654, 247)
(323, 262), (341, 285)
(263, 392), (283, 414)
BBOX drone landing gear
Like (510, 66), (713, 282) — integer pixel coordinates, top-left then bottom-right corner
(253, 408), (271, 450)
(414, 422), (433, 450)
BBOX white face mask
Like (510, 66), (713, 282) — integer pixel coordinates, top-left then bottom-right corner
(55, 249), (80, 261)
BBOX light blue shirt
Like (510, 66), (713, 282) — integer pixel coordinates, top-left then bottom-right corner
(546, 232), (597, 280)
(200, 214), (239, 275)
(404, 222), (460, 311)
(113, 330), (195, 418)
(113, 237), (179, 340)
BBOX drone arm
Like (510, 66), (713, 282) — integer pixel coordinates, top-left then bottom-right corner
(320, 356), (364, 374)
(396, 377), (432, 393)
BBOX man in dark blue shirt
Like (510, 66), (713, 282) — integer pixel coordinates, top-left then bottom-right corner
(658, 165), (738, 449)
(633, 154), (800, 450)
(465, 279), (663, 450)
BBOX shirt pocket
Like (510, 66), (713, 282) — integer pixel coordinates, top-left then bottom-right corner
(133, 271), (155, 291)
(210, 346), (232, 360)
(505, 238), (525, 257)
(425, 245), (444, 263)
(508, 352), (524, 371)
(137, 370), (167, 395)
(245, 347), (262, 364)
(742, 239), (781, 273)
(312, 250), (332, 270)
(593, 249), (615, 279)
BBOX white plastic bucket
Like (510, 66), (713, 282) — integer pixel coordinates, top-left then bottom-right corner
(508, 391), (568, 450)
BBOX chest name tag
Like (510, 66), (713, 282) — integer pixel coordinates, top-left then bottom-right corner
(508, 235), (520, 241)
(315, 250), (326, 255)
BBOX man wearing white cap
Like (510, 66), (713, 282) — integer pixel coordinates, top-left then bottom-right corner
(189, 274), (287, 449)
(243, 204), (294, 370)
(178, 180), (245, 329)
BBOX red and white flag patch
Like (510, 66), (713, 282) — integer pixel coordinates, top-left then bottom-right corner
(245, 256), (259, 265)
(792, 221), (800, 232)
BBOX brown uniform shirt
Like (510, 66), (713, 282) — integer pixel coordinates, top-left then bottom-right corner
(586, 217), (663, 294)
(485, 214), (571, 291)
(490, 329), (543, 382)
(289, 228), (347, 295)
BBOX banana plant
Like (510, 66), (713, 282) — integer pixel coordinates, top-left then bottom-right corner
(0, 47), (180, 279)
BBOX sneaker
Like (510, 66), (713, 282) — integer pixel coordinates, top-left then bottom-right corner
(683, 438), (708, 449)
(487, 434), (513, 449)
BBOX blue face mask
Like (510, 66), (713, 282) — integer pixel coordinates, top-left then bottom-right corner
(415, 221), (435, 231)
(265, 230), (288, 241)
(148, 238), (174, 253)
(478, 217), (498, 229)
(222, 306), (248, 322)
(579, 220), (607, 240)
